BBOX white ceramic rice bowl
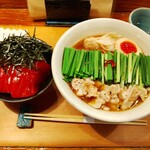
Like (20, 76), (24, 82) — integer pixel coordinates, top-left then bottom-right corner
(52, 18), (150, 122)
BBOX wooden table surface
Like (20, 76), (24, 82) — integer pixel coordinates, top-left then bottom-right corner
(0, 0), (150, 150)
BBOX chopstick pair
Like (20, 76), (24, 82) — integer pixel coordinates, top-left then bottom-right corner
(24, 113), (148, 126)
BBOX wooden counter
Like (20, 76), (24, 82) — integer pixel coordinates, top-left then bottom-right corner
(0, 0), (150, 149)
(0, 0), (150, 26)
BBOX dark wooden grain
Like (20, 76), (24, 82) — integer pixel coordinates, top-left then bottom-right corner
(0, 0), (27, 8)
(0, 8), (45, 26)
(113, 0), (150, 12)
(1, 0), (150, 11)
(0, 8), (131, 26)
(0, 0), (149, 26)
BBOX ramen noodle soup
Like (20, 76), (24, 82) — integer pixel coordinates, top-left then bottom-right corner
(62, 32), (150, 111)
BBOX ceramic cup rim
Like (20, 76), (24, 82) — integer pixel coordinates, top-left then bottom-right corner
(129, 7), (150, 24)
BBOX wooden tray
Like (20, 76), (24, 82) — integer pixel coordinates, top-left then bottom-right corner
(0, 26), (150, 147)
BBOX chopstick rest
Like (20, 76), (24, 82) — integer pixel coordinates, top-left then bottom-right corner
(17, 105), (33, 128)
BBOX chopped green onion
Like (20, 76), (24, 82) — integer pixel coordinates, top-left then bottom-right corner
(75, 49), (85, 77)
(120, 53), (127, 87)
(93, 50), (99, 79)
(104, 51), (113, 82)
(101, 53), (105, 83)
(63, 48), (76, 76)
(127, 53), (133, 83)
(115, 51), (120, 83)
(89, 50), (94, 77)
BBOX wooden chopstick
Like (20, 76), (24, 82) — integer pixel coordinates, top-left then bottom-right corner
(24, 113), (82, 119)
(24, 113), (148, 126)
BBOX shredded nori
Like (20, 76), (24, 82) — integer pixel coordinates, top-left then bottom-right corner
(0, 31), (53, 69)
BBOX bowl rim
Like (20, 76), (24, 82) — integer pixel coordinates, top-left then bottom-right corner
(52, 18), (150, 122)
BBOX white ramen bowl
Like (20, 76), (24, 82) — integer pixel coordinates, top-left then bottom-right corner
(52, 18), (150, 122)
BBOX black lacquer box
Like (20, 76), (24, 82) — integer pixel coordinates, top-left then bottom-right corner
(45, 0), (91, 26)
